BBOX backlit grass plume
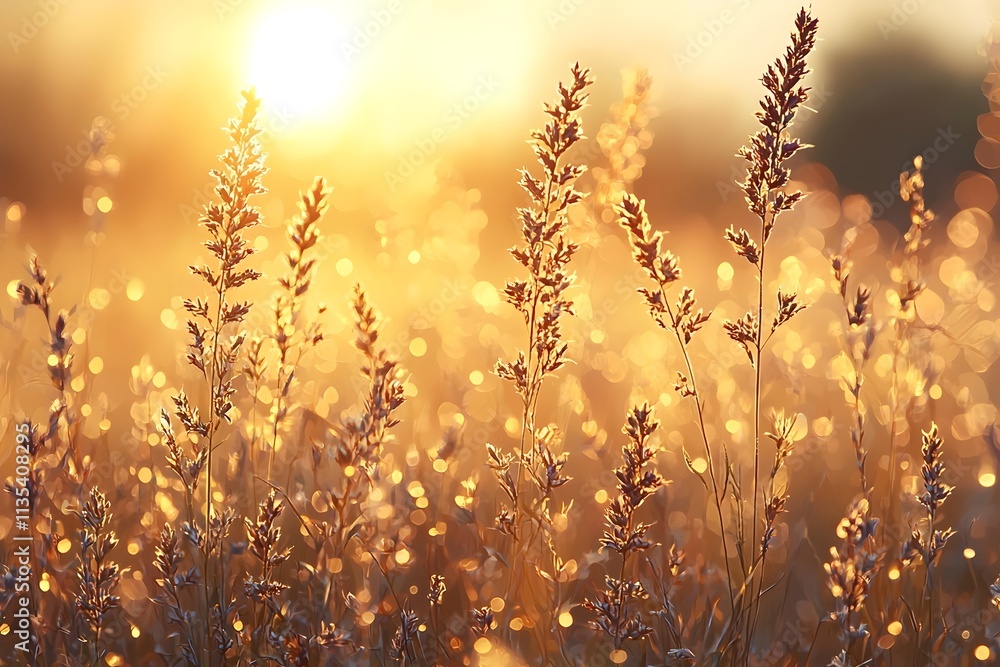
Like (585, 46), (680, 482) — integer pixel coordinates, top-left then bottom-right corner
(619, 9), (819, 659)
(15, 257), (77, 466)
(316, 284), (406, 629)
(74, 487), (120, 666)
(243, 489), (291, 660)
(885, 157), (936, 536)
(825, 498), (880, 665)
(493, 61), (592, 630)
(723, 8), (818, 654)
(263, 176), (329, 482)
(13, 255), (89, 662)
(160, 87), (267, 666)
(583, 404), (668, 657)
(900, 422), (955, 654)
(151, 523), (200, 666)
(830, 251), (876, 501)
(618, 193), (727, 607)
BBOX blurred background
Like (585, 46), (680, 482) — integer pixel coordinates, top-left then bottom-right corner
(0, 0), (992, 243)
(0, 0), (995, 411)
(1, 0), (1000, 659)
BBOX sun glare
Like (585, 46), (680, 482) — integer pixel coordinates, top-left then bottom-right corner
(246, 4), (351, 120)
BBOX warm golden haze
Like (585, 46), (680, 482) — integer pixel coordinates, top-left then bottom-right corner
(1, 2), (999, 667)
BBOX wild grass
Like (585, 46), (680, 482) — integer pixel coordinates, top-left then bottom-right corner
(491, 61), (590, 661)
(583, 403), (664, 657)
(74, 487), (120, 667)
(2, 6), (997, 667)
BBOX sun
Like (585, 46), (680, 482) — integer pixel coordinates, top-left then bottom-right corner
(245, 3), (351, 121)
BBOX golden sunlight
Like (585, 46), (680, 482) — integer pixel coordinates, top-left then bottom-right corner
(244, 3), (351, 120)
(4, 2), (998, 665)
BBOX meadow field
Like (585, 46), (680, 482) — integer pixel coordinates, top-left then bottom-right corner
(1, 1), (1000, 665)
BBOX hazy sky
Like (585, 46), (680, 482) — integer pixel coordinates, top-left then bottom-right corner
(0, 0), (995, 237)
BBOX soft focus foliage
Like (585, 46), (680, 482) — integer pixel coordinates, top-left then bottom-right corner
(2, 6), (1000, 667)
